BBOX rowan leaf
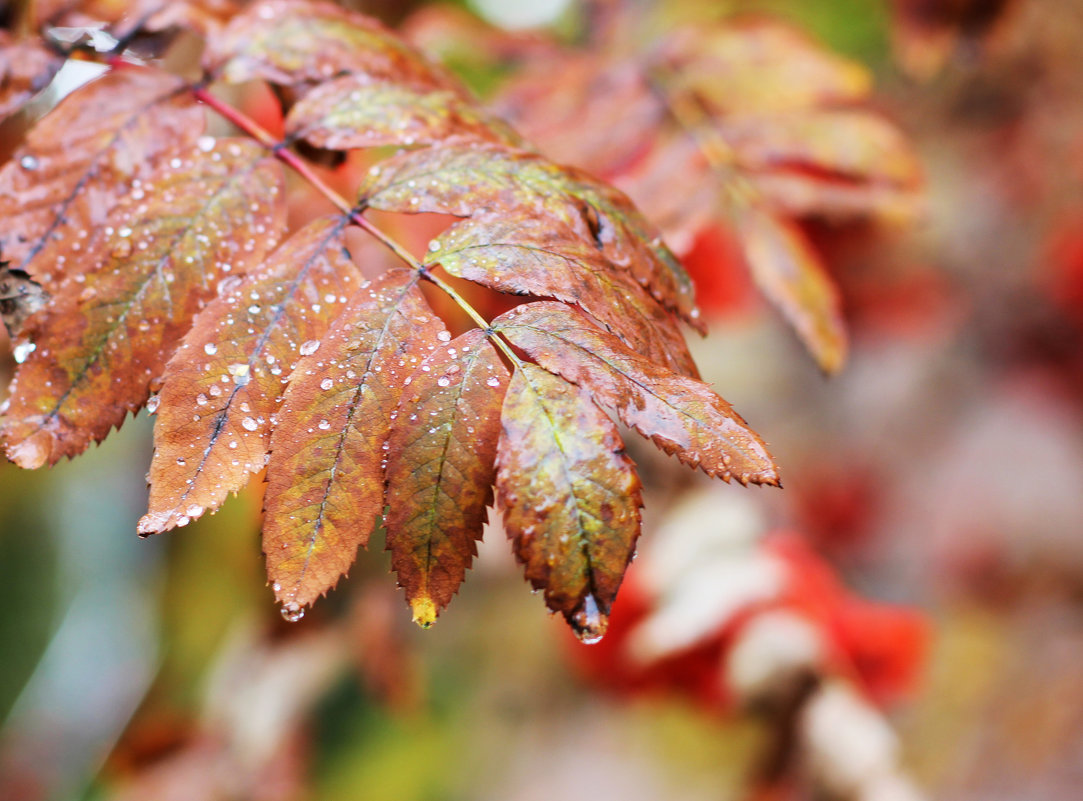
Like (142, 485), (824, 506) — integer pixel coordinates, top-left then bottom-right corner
(426, 213), (699, 377)
(359, 143), (701, 328)
(0, 68), (204, 284)
(139, 215), (360, 533)
(657, 20), (872, 114)
(263, 269), (444, 615)
(285, 74), (520, 151)
(0, 33), (62, 121)
(384, 329), (509, 626)
(206, 0), (448, 89)
(737, 208), (847, 374)
(0, 139), (286, 469)
(496, 363), (643, 642)
(495, 302), (780, 485)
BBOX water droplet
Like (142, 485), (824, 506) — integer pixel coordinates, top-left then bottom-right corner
(427, 239), (440, 253)
(248, 304), (261, 314)
(186, 504), (204, 518)
(436, 331), (451, 342)
(12, 341), (36, 363)
(20, 155), (38, 170)
(281, 603), (305, 622)
(204, 343), (218, 355)
(197, 135), (216, 152)
(320, 378), (333, 390)
(299, 339), (320, 356)
(317, 419), (330, 430)
(146, 394), (160, 414)
(242, 417), (258, 431)
(571, 594), (607, 644)
(437, 376), (450, 387)
(486, 376), (500, 387)
(176, 457), (187, 466)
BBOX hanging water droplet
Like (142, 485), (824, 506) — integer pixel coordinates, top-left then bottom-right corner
(571, 594), (607, 644)
(186, 504), (204, 518)
(146, 394), (160, 414)
(281, 603), (305, 622)
(299, 339), (320, 356)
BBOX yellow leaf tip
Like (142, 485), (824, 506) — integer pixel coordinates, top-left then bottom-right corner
(411, 596), (438, 629)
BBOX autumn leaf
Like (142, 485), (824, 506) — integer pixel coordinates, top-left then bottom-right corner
(425, 213), (699, 377)
(497, 363), (643, 641)
(1, 138), (285, 469)
(0, 68), (203, 284)
(263, 269), (444, 617)
(736, 208), (848, 375)
(140, 215), (358, 534)
(359, 143), (701, 327)
(285, 74), (521, 151)
(205, 0), (449, 90)
(494, 302), (779, 485)
(384, 328), (509, 626)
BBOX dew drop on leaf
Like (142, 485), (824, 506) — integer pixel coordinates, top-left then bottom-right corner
(12, 341), (36, 363)
(20, 155), (39, 170)
(299, 339), (320, 356)
(242, 417), (258, 431)
(204, 343), (218, 355)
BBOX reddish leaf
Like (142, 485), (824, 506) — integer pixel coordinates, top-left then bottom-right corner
(657, 21), (871, 114)
(263, 269), (443, 615)
(359, 143), (701, 328)
(426, 213), (700, 377)
(0, 33), (62, 121)
(384, 329), (509, 626)
(497, 363), (643, 641)
(1, 139), (285, 468)
(0, 68), (203, 284)
(285, 75), (520, 151)
(494, 302), (780, 485)
(205, 0), (448, 89)
(719, 110), (923, 188)
(139, 215), (360, 533)
(737, 209), (848, 374)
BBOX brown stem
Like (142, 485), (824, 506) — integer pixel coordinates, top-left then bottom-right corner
(191, 85), (521, 364)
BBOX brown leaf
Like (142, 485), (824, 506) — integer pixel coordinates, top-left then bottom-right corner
(285, 74), (520, 151)
(0, 68), (203, 285)
(1, 139), (285, 469)
(263, 269), (443, 615)
(737, 208), (848, 374)
(205, 0), (448, 90)
(0, 33), (62, 121)
(494, 302), (780, 485)
(384, 329), (509, 626)
(426, 213), (700, 377)
(496, 363), (642, 641)
(359, 143), (702, 329)
(139, 215), (360, 534)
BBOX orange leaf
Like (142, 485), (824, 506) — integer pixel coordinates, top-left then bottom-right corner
(384, 328), (509, 626)
(140, 215), (359, 533)
(426, 213), (699, 377)
(737, 209), (848, 374)
(0, 68), (203, 285)
(263, 269), (443, 615)
(496, 363), (643, 641)
(1, 139), (285, 468)
(495, 302), (779, 485)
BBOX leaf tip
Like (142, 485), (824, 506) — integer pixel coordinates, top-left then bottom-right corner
(410, 596), (438, 629)
(6, 432), (51, 469)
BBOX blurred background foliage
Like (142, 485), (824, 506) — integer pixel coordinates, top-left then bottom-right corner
(3, 0), (1083, 799)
